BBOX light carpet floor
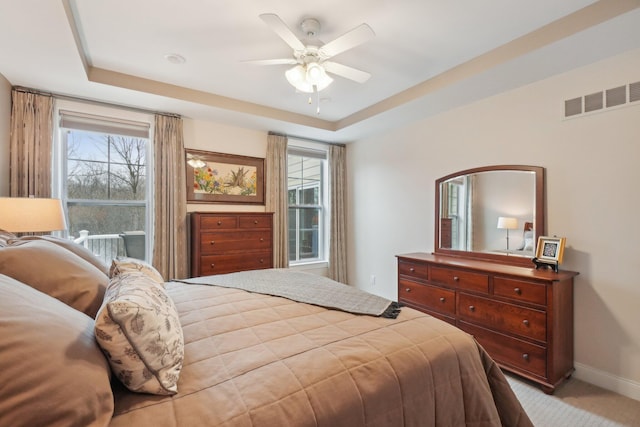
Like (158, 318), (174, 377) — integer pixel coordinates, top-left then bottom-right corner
(507, 374), (640, 426)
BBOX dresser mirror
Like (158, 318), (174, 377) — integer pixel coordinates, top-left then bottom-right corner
(434, 165), (545, 266)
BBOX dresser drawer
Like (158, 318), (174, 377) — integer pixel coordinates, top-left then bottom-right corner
(398, 260), (429, 280)
(398, 279), (455, 316)
(458, 293), (546, 342)
(431, 267), (489, 293)
(199, 252), (273, 275)
(200, 215), (239, 229)
(199, 231), (271, 254)
(494, 277), (546, 305)
(459, 321), (546, 378)
(239, 215), (272, 229)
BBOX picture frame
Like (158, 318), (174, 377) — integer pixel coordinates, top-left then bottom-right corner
(535, 236), (566, 263)
(185, 149), (265, 205)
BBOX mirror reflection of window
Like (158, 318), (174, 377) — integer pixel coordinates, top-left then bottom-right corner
(440, 170), (535, 256)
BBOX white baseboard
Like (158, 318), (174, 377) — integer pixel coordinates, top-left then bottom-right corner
(574, 362), (640, 402)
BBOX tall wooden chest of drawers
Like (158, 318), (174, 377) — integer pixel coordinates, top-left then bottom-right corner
(397, 252), (578, 393)
(191, 212), (273, 277)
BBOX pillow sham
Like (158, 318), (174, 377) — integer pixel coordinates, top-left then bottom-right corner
(109, 256), (164, 283)
(0, 274), (114, 427)
(9, 234), (109, 275)
(0, 240), (108, 318)
(95, 272), (184, 395)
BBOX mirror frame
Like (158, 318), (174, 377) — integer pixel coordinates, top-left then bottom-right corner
(434, 165), (545, 267)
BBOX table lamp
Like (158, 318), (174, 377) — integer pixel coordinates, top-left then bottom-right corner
(497, 216), (518, 251)
(0, 197), (67, 233)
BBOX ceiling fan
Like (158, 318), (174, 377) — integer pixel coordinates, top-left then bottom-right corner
(247, 13), (375, 95)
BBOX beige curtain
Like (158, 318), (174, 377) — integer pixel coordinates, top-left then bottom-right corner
(328, 144), (347, 283)
(9, 88), (54, 197)
(266, 133), (288, 268)
(152, 114), (188, 280)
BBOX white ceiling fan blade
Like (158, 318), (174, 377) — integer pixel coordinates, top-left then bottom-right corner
(243, 58), (298, 66)
(323, 61), (371, 83)
(319, 24), (375, 58)
(259, 13), (305, 51)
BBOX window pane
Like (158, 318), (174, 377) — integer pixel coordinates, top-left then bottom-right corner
(287, 146), (326, 264)
(68, 204), (146, 236)
(65, 130), (146, 201)
(298, 208), (319, 260)
(67, 159), (108, 199)
(67, 204), (146, 262)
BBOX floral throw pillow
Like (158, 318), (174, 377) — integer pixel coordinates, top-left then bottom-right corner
(109, 257), (165, 284)
(94, 273), (184, 395)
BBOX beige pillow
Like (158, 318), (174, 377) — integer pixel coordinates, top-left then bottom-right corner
(9, 235), (109, 275)
(95, 273), (184, 395)
(109, 256), (165, 283)
(0, 274), (114, 427)
(0, 240), (108, 318)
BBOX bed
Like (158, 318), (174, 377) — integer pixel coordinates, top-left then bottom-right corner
(0, 233), (533, 427)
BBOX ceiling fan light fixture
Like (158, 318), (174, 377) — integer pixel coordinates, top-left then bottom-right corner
(285, 63), (333, 93)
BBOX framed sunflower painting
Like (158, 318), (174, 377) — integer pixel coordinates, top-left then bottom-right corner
(185, 149), (265, 204)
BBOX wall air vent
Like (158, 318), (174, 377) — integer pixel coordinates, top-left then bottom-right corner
(606, 86), (626, 107)
(630, 81), (640, 103)
(564, 97), (582, 117)
(564, 80), (640, 118)
(584, 92), (603, 113)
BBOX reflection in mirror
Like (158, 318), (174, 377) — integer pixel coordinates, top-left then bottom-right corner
(435, 165), (544, 266)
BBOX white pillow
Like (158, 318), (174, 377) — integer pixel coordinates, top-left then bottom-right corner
(94, 273), (183, 395)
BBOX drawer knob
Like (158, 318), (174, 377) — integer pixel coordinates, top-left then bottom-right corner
(260, 237), (264, 242)
(439, 297), (445, 303)
(468, 305), (475, 312)
(409, 267), (415, 272)
(522, 319), (530, 327)
(254, 220), (259, 224)
(210, 240), (215, 245)
(453, 276), (460, 282)
(405, 288), (411, 293)
(210, 263), (215, 268)
(259, 259), (264, 263)
(514, 287), (522, 295)
(217, 221), (222, 226)
(522, 353), (530, 361)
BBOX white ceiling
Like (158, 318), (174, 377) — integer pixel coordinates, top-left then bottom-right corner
(1, 0), (640, 143)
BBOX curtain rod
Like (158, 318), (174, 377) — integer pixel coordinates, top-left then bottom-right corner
(13, 85), (180, 119)
(268, 131), (346, 147)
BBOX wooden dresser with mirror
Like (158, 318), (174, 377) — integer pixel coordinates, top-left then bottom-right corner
(397, 165), (578, 393)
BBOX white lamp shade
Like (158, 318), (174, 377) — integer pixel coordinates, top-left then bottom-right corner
(0, 197), (67, 232)
(497, 216), (518, 230)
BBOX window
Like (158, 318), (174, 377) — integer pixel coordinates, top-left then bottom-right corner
(287, 143), (327, 264)
(54, 104), (153, 264)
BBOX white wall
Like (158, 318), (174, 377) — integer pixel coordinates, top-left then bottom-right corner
(347, 48), (640, 400)
(0, 74), (11, 196)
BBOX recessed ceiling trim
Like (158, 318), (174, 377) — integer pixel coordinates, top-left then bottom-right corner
(65, 0), (640, 134)
(336, 0), (640, 130)
(87, 67), (336, 131)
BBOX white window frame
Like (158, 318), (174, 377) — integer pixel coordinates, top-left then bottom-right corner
(287, 139), (329, 266)
(52, 99), (154, 260)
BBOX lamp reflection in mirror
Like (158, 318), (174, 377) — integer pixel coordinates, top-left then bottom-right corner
(497, 216), (518, 251)
(186, 154), (206, 169)
(0, 197), (67, 233)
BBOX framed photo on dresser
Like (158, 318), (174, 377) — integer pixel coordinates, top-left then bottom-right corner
(185, 149), (265, 204)
(535, 236), (566, 263)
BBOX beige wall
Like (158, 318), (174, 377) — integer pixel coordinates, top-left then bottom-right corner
(183, 118), (267, 214)
(346, 48), (640, 400)
(0, 74), (10, 196)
